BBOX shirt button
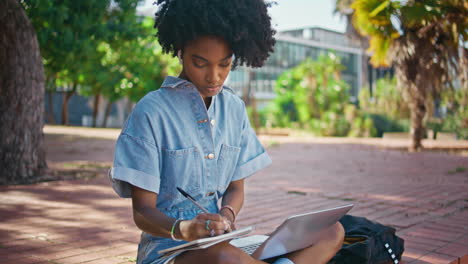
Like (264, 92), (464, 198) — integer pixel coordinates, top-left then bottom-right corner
(211, 119), (216, 126)
(207, 153), (215, 159)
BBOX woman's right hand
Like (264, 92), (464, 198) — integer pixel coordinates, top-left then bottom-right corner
(177, 213), (230, 241)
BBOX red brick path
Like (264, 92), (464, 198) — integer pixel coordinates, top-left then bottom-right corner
(1, 126), (467, 264)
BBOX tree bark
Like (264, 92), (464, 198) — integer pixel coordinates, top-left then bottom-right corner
(92, 94), (101, 128)
(103, 101), (113, 128)
(46, 91), (56, 124)
(409, 84), (426, 152)
(45, 76), (56, 124)
(0, 0), (47, 184)
(61, 83), (77, 125)
(242, 70), (255, 106)
(392, 32), (427, 152)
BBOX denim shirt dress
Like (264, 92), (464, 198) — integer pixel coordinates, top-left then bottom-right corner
(109, 76), (272, 264)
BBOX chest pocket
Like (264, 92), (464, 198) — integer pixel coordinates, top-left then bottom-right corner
(160, 147), (202, 201)
(216, 144), (241, 195)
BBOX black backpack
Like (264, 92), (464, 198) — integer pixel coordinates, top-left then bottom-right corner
(329, 215), (405, 264)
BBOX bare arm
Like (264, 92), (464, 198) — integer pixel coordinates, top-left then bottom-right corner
(131, 185), (230, 241)
(131, 185), (175, 238)
(219, 179), (245, 227)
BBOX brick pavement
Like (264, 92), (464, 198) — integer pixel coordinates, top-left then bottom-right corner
(0, 126), (467, 264)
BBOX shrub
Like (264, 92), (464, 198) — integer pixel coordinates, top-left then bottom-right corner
(438, 86), (468, 139)
(265, 52), (371, 137)
(358, 77), (410, 120)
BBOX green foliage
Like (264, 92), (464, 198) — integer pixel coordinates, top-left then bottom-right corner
(23, 0), (143, 90)
(358, 76), (410, 120)
(23, 1), (180, 104)
(366, 114), (409, 137)
(265, 52), (377, 137)
(341, 104), (378, 137)
(351, 0), (400, 66)
(358, 77), (410, 120)
(438, 86), (468, 139)
(351, 0), (466, 67)
(357, 76), (411, 136)
(90, 18), (181, 103)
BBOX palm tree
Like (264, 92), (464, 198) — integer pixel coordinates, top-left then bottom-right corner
(349, 0), (467, 151)
(335, 0), (363, 43)
(334, 0), (371, 99)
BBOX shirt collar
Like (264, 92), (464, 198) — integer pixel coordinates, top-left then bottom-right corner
(160, 76), (225, 95)
(160, 76), (190, 89)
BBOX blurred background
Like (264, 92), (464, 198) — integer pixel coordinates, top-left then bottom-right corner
(0, 0), (467, 181)
(31, 1), (466, 140)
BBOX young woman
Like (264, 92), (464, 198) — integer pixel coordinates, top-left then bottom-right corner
(109, 0), (344, 263)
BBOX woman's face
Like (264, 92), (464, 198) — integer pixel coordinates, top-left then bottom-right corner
(180, 36), (233, 100)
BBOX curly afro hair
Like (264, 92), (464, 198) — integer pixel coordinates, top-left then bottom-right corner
(154, 0), (276, 69)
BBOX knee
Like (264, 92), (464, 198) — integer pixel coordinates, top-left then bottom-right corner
(330, 222), (345, 250)
(203, 242), (244, 264)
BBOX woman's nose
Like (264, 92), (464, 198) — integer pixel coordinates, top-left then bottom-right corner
(206, 68), (220, 85)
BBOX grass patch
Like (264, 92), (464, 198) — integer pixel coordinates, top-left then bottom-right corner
(326, 196), (355, 202)
(117, 256), (136, 262)
(448, 167), (467, 174)
(61, 162), (110, 170)
(287, 190), (307, 196)
(267, 141), (281, 148)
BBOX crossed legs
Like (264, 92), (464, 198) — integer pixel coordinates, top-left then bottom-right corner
(174, 222), (344, 264)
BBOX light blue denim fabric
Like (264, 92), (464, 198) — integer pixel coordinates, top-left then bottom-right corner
(273, 258), (295, 264)
(109, 76), (272, 263)
(137, 199), (219, 264)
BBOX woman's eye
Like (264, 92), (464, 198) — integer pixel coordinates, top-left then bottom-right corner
(220, 62), (231, 67)
(193, 59), (207, 68)
(193, 62), (206, 68)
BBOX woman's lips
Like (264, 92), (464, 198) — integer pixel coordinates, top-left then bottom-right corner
(206, 86), (221, 92)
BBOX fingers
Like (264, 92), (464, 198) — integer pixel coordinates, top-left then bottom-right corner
(205, 219), (229, 236)
(195, 214), (230, 236)
(196, 213), (224, 221)
(230, 222), (237, 231)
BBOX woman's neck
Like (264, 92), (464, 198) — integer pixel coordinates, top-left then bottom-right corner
(178, 73), (212, 109)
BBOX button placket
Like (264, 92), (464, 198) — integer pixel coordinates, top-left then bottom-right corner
(191, 90), (217, 193)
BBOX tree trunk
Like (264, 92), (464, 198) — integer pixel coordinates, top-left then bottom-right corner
(103, 101), (113, 128)
(92, 94), (101, 128)
(250, 90), (260, 132)
(61, 83), (77, 125)
(45, 76), (56, 124)
(242, 70), (255, 106)
(409, 85), (426, 152)
(393, 32), (427, 152)
(242, 70), (260, 131)
(46, 91), (56, 124)
(0, 0), (47, 184)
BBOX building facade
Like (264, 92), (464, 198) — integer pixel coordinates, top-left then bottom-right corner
(226, 27), (366, 108)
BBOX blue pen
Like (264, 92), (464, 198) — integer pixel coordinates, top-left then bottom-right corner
(176, 187), (210, 214)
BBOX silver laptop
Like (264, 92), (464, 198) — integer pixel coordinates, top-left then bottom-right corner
(230, 204), (353, 260)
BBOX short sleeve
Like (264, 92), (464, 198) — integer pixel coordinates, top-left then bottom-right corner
(109, 133), (161, 198)
(231, 108), (272, 182)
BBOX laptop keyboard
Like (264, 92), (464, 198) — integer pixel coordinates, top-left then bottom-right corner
(239, 242), (263, 255)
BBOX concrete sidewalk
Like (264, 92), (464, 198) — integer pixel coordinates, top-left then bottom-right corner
(1, 126), (467, 264)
